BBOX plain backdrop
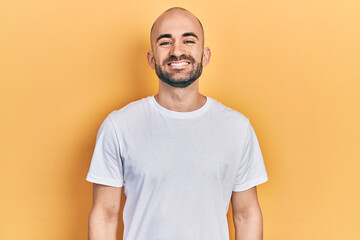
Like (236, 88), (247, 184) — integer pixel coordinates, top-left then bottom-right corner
(1, 0), (359, 239)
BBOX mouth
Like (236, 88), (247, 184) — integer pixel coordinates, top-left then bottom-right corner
(167, 61), (191, 68)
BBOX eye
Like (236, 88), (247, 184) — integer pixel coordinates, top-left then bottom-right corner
(184, 40), (195, 44)
(159, 41), (171, 46)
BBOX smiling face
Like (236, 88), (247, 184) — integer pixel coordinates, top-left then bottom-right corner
(147, 8), (211, 88)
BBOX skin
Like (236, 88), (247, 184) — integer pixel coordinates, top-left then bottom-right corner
(88, 184), (121, 240)
(88, 8), (263, 240)
(147, 8), (211, 112)
(232, 187), (264, 240)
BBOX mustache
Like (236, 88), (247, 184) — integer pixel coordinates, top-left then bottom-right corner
(163, 55), (195, 65)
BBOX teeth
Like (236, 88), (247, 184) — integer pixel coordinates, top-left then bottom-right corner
(170, 62), (188, 66)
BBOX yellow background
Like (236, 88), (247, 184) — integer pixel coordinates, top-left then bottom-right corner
(1, 0), (359, 239)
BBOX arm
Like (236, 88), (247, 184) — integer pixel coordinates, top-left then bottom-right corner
(231, 186), (263, 240)
(88, 183), (122, 240)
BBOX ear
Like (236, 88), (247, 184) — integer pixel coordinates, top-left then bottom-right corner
(202, 47), (211, 67)
(147, 50), (155, 69)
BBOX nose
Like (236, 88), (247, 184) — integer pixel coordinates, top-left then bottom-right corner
(169, 41), (184, 57)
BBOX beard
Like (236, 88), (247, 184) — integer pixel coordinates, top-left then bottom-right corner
(155, 54), (203, 88)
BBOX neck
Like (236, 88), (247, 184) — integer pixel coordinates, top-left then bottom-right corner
(155, 80), (206, 112)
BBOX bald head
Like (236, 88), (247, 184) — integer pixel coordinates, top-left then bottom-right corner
(146, 7), (211, 88)
(150, 7), (205, 48)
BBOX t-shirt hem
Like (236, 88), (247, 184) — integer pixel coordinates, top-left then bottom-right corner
(232, 175), (268, 192)
(86, 174), (123, 188)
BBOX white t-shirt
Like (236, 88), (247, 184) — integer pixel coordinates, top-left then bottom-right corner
(86, 96), (268, 240)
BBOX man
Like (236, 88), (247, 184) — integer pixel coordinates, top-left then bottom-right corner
(87, 7), (268, 240)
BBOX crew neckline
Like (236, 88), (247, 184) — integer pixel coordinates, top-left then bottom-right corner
(149, 95), (212, 119)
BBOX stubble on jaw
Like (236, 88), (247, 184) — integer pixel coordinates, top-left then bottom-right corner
(154, 55), (203, 88)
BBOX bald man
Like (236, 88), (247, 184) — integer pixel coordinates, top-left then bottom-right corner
(87, 7), (268, 240)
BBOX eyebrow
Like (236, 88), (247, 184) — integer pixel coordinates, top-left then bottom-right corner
(182, 32), (198, 40)
(156, 32), (199, 43)
(156, 34), (172, 42)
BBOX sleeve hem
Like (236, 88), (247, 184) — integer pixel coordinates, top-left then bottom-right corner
(232, 175), (268, 192)
(86, 174), (123, 188)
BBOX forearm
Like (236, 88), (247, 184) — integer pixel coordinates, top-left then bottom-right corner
(88, 208), (119, 240)
(234, 210), (263, 240)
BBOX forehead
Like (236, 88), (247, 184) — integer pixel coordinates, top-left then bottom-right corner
(151, 11), (203, 41)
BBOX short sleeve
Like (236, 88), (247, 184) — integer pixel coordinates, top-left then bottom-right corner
(86, 114), (124, 187)
(233, 121), (268, 192)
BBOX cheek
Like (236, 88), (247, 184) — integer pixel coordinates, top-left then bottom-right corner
(195, 53), (204, 63)
(154, 52), (168, 64)
(193, 48), (204, 60)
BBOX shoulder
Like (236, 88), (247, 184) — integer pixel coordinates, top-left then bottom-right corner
(96, 97), (153, 133)
(208, 97), (250, 128)
(108, 97), (151, 121)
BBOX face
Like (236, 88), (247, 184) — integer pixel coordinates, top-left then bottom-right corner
(147, 10), (210, 88)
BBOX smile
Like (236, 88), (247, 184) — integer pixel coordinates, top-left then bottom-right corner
(168, 61), (191, 66)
